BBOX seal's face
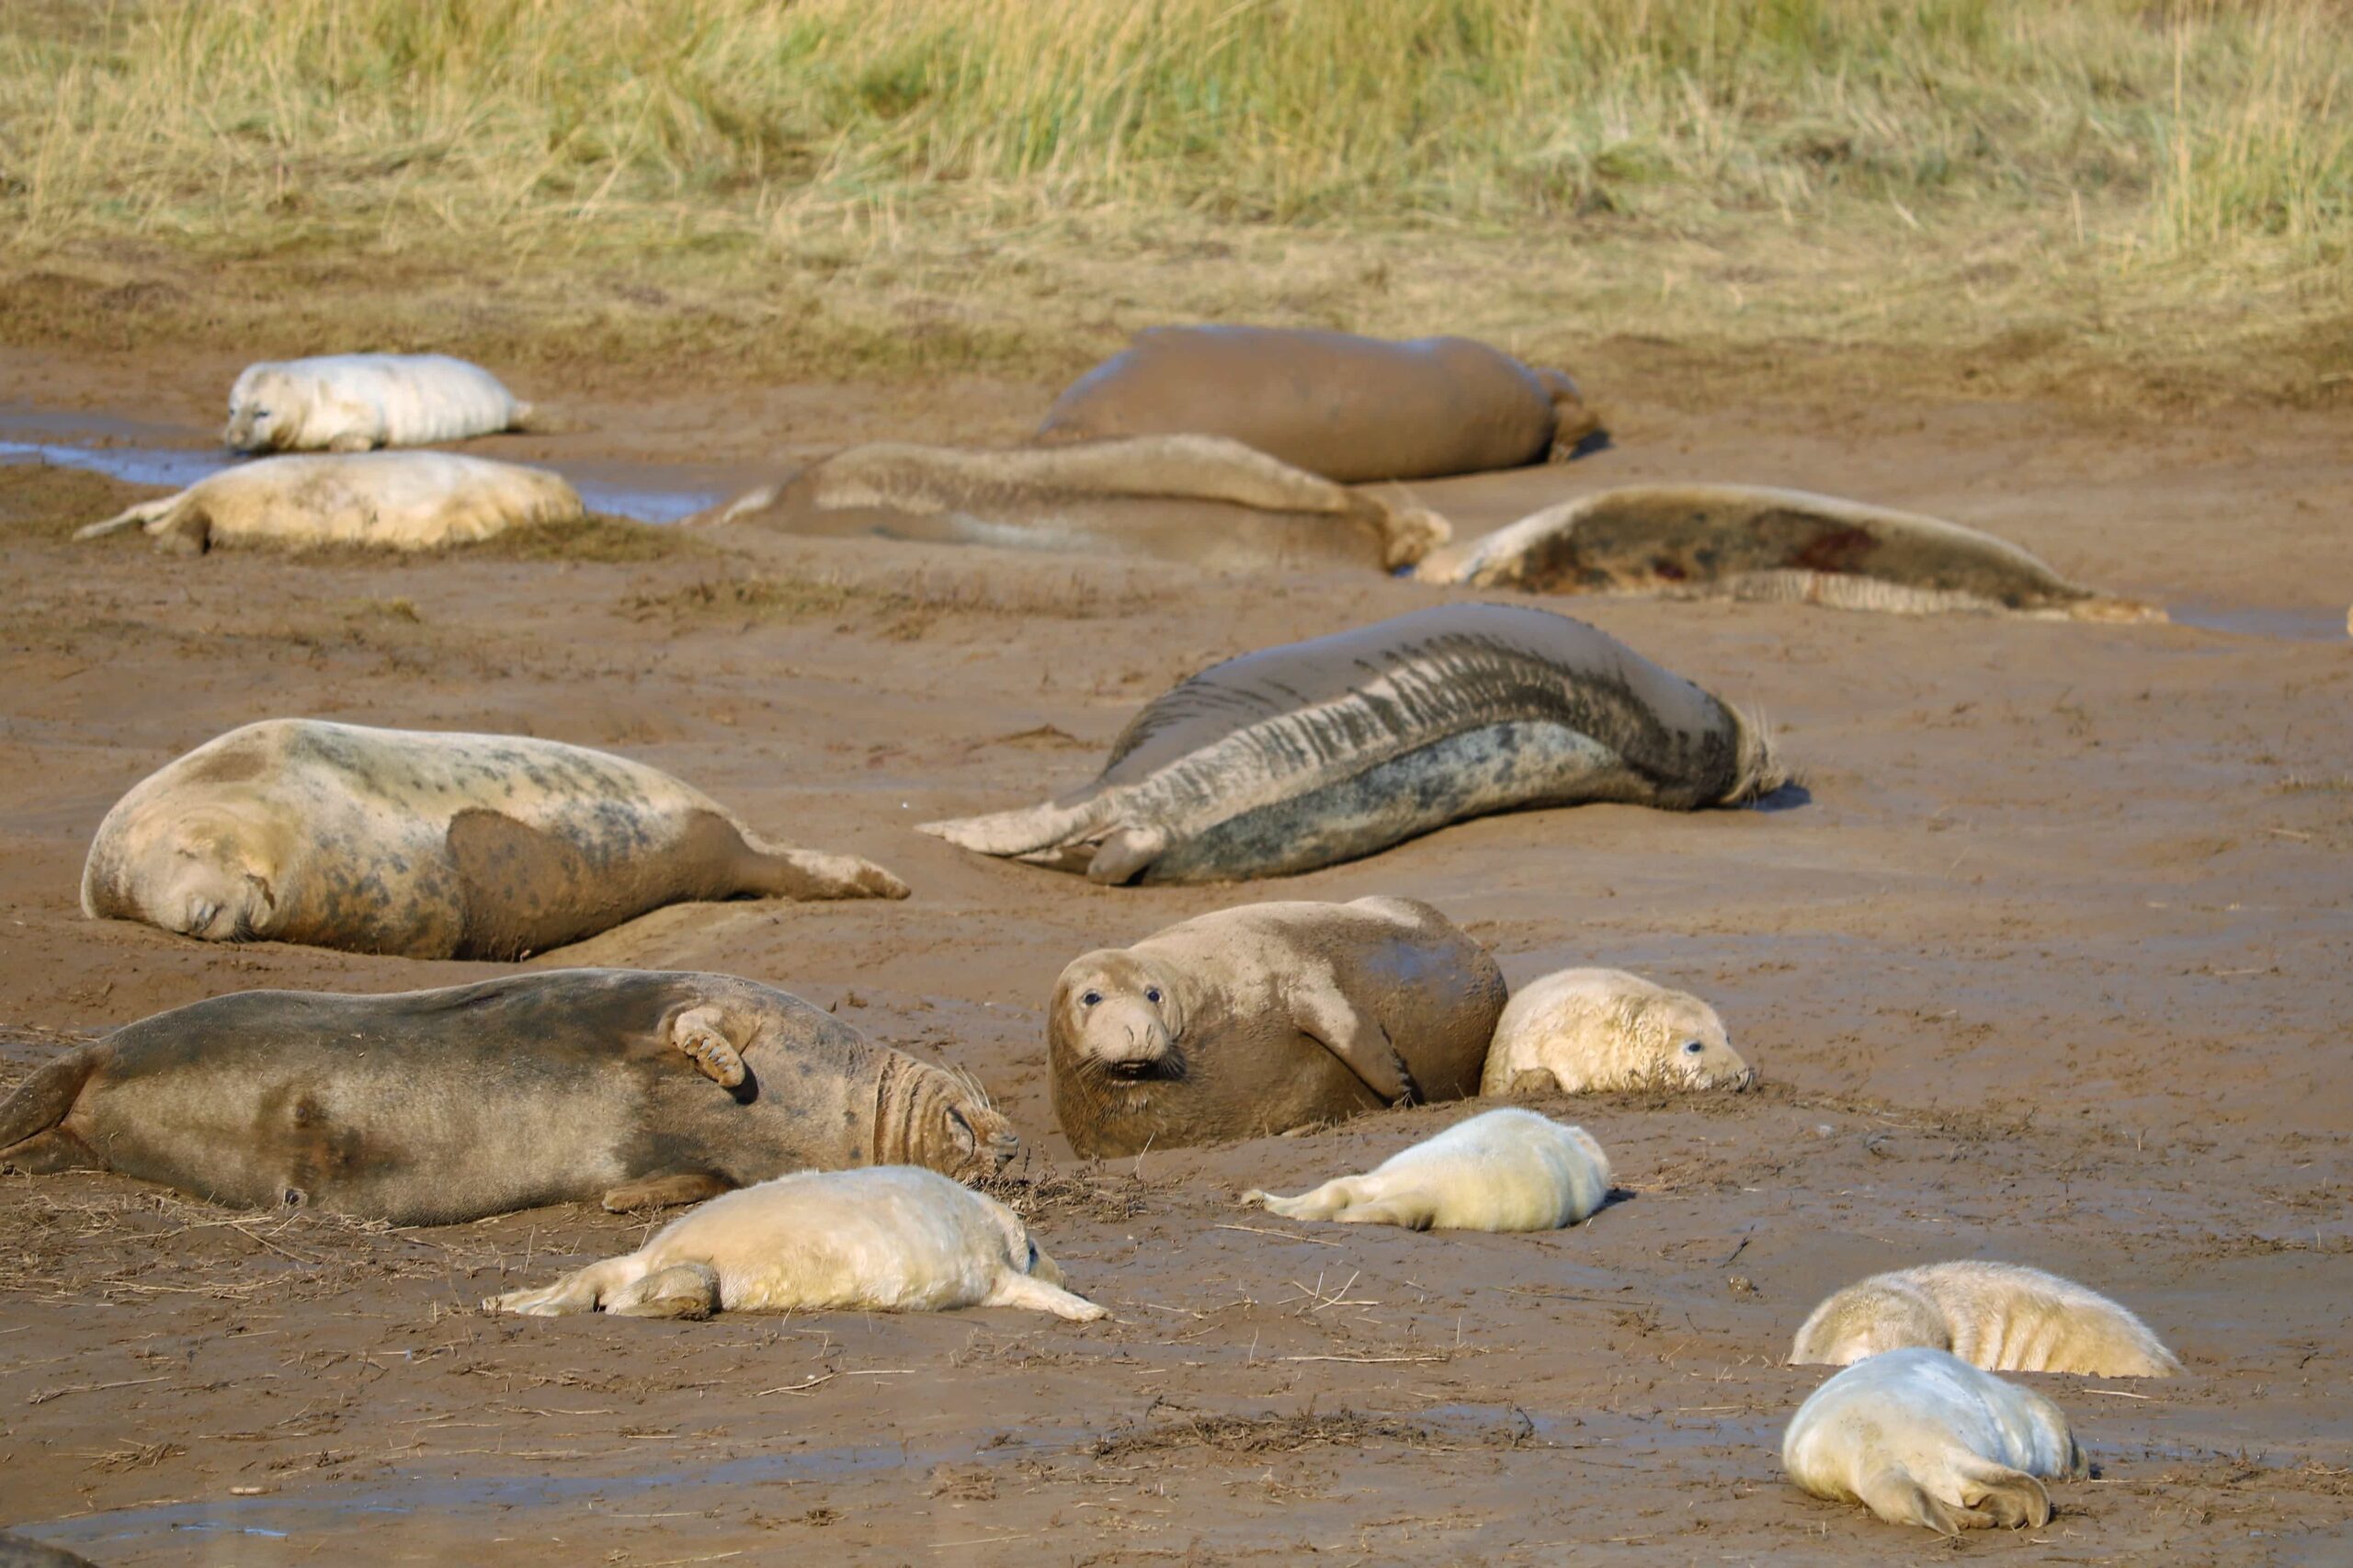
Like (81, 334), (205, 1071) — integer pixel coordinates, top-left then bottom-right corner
(142, 812), (280, 941)
(1650, 996), (1753, 1090)
(223, 369), (291, 452)
(1055, 952), (1186, 1084)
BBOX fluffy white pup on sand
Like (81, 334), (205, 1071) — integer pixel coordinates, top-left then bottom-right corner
(1480, 967), (1754, 1096)
(226, 353), (536, 452)
(74, 452), (584, 553)
(483, 1166), (1108, 1322)
(1782, 1346), (2086, 1534)
(1791, 1260), (2181, 1378)
(1242, 1108), (1609, 1232)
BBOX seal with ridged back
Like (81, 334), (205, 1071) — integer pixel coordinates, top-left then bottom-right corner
(921, 603), (1785, 884)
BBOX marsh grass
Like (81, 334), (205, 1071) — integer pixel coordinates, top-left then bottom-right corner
(1, 1), (2347, 402)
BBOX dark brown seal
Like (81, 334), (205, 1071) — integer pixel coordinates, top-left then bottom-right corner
(1049, 897), (1506, 1157)
(0, 969), (1017, 1223)
(1036, 325), (1600, 483)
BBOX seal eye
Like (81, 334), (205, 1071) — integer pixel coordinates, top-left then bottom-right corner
(1144, 987), (1163, 1005)
(1081, 991), (1102, 1007)
(1682, 1040), (1705, 1055)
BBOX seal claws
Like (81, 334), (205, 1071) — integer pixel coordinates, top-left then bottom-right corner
(668, 1006), (746, 1087)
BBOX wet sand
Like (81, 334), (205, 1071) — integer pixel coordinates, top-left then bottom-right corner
(0, 352), (2348, 1565)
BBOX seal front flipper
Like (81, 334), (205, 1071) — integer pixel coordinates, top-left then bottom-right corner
(667, 1005), (747, 1087)
(607, 1261), (721, 1319)
(1286, 975), (1416, 1104)
(601, 1172), (733, 1211)
(1085, 824), (1167, 886)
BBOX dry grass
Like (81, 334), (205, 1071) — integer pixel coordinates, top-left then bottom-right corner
(0, 1), (2347, 404)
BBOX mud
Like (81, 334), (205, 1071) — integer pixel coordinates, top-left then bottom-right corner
(0, 343), (2347, 1565)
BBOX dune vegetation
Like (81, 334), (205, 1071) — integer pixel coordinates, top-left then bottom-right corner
(3, 0), (2347, 403)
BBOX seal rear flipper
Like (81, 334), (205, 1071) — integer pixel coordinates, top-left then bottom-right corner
(916, 793), (1119, 859)
(1954, 1459), (2052, 1528)
(737, 844), (910, 902)
(0, 1052), (97, 1170)
(601, 1172), (733, 1211)
(1854, 1467), (1979, 1534)
(74, 495), (181, 542)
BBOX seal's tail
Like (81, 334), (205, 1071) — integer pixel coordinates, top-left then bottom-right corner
(74, 496), (178, 541)
(0, 1051), (93, 1158)
(916, 794), (1116, 858)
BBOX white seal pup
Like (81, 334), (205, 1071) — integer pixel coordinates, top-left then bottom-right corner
(225, 352), (538, 452)
(1049, 896), (1506, 1157)
(1480, 968), (1754, 1096)
(81, 718), (907, 960)
(1243, 1108), (1610, 1232)
(702, 434), (1449, 573)
(483, 1165), (1108, 1322)
(1423, 483), (2162, 621)
(923, 603), (1786, 884)
(74, 452), (584, 553)
(1781, 1346), (2087, 1534)
(1792, 1260), (2181, 1378)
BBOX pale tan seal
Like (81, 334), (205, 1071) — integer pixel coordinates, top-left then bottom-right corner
(0, 970), (1017, 1223)
(1791, 1260), (2181, 1378)
(1781, 1347), (2087, 1534)
(225, 352), (540, 452)
(74, 451), (584, 553)
(1244, 1108), (1609, 1232)
(701, 434), (1448, 572)
(483, 1165), (1106, 1322)
(81, 718), (906, 959)
(1036, 324), (1601, 483)
(1423, 483), (2163, 621)
(1049, 896), (1506, 1157)
(1480, 968), (1754, 1096)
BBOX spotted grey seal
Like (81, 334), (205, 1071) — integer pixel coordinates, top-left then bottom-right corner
(81, 718), (906, 959)
(225, 353), (541, 453)
(1036, 324), (1600, 483)
(1245, 1108), (1611, 1232)
(1782, 1348), (2086, 1535)
(484, 1165), (1106, 1322)
(700, 434), (1448, 572)
(1424, 483), (2162, 620)
(1792, 1260), (2181, 1378)
(1049, 896), (1505, 1156)
(921, 602), (1785, 884)
(0, 970), (1017, 1223)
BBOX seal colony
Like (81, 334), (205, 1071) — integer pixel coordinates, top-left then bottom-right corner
(483, 1165), (1108, 1323)
(81, 718), (907, 959)
(225, 352), (540, 452)
(1037, 324), (1601, 483)
(921, 602), (1786, 884)
(700, 434), (1448, 572)
(73, 452), (584, 553)
(1426, 483), (2164, 620)
(1047, 897), (1505, 1157)
(0, 970), (1017, 1224)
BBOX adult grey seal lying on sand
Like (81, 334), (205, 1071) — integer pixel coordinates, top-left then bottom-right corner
(74, 452), (583, 553)
(82, 719), (906, 959)
(1245, 1108), (1610, 1232)
(1782, 1348), (2086, 1534)
(699, 434), (1448, 572)
(0, 970), (1018, 1223)
(1049, 896), (1506, 1156)
(922, 602), (1784, 884)
(1424, 483), (2162, 620)
(485, 1165), (1106, 1322)
(1792, 1260), (2181, 1378)
(225, 352), (541, 452)
(1036, 324), (1601, 483)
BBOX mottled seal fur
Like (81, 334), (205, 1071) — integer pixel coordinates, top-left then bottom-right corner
(1049, 896), (1506, 1157)
(1480, 968), (1754, 1096)
(484, 1165), (1105, 1322)
(0, 1532), (99, 1568)
(700, 434), (1449, 572)
(81, 718), (907, 959)
(1245, 1108), (1609, 1232)
(74, 452), (584, 554)
(0, 970), (1017, 1224)
(1792, 1261), (2181, 1378)
(922, 602), (1785, 884)
(1782, 1347), (2087, 1535)
(226, 352), (537, 452)
(1036, 325), (1600, 483)
(1424, 483), (2163, 621)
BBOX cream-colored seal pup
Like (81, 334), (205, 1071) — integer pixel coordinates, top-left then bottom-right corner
(483, 1165), (1107, 1322)
(1049, 896), (1506, 1157)
(1480, 968), (1754, 1096)
(81, 718), (907, 959)
(1781, 1346), (2087, 1534)
(74, 451), (584, 553)
(1792, 1260), (2181, 1378)
(225, 352), (538, 451)
(1244, 1108), (1609, 1232)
